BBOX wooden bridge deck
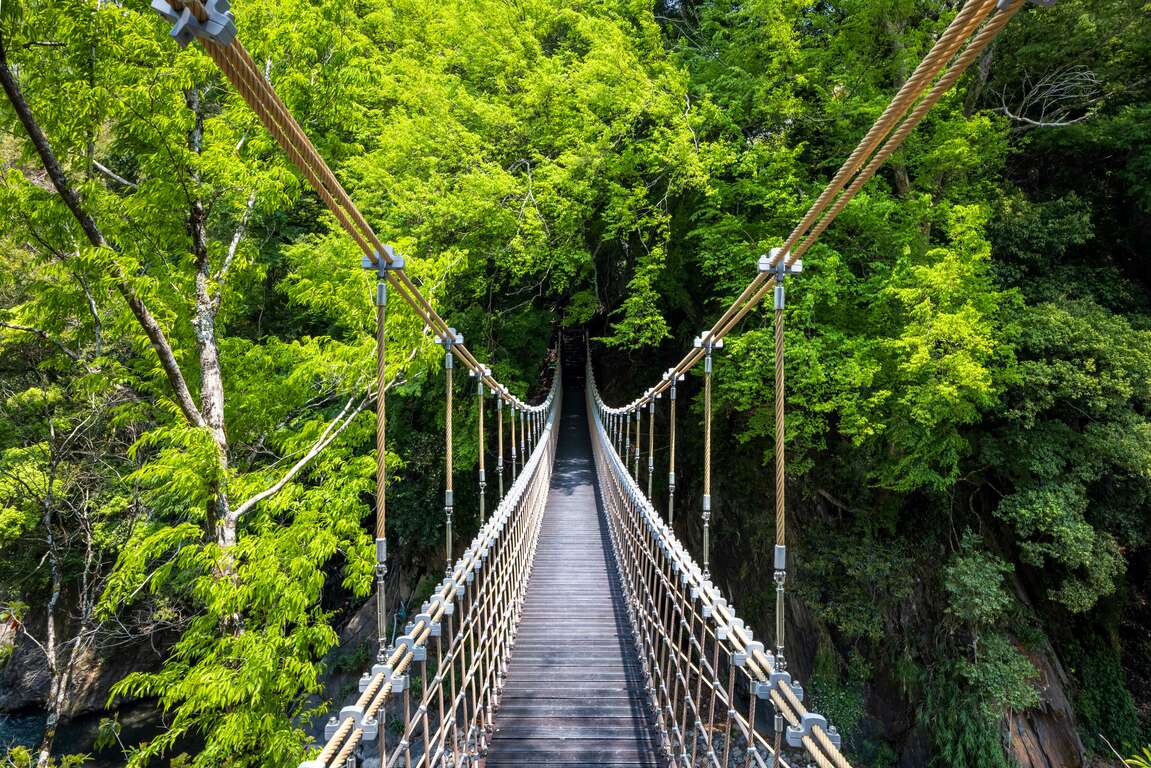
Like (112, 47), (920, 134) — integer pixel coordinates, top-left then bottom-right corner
(486, 385), (663, 767)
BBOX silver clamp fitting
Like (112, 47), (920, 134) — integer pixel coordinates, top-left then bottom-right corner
(471, 365), (491, 394)
(663, 368), (684, 397)
(359, 664), (392, 693)
(151, 0), (237, 48)
(733, 640), (762, 667)
(693, 333), (724, 371)
(436, 328), (463, 366)
(414, 610), (441, 638)
(758, 247), (802, 310)
(362, 245), (405, 306)
(330, 705), (379, 741)
(396, 632), (427, 662)
(786, 714), (841, 749)
(753, 668), (804, 704)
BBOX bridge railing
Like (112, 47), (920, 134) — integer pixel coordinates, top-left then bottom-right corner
(303, 374), (561, 768)
(587, 363), (851, 768)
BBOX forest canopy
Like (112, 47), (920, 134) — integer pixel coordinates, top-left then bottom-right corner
(0, 0), (1148, 766)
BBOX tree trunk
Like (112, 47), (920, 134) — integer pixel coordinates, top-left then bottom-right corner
(886, 19), (912, 198)
(185, 86), (235, 554)
(0, 30), (204, 429)
(35, 440), (62, 768)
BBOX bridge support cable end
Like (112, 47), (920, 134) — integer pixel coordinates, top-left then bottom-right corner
(150, 0), (237, 48)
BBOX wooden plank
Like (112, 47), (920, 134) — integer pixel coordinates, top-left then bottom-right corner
(486, 388), (664, 767)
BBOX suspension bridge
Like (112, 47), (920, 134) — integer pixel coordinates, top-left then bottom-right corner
(139, 0), (1048, 765)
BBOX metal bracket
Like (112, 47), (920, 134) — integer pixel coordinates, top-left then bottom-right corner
(757, 247), (803, 278)
(786, 713), (841, 749)
(333, 704), (379, 740)
(733, 640), (762, 668)
(666, 367), (684, 401)
(753, 669), (805, 704)
(150, 0), (237, 48)
(470, 365), (491, 393)
(758, 247), (802, 310)
(414, 612), (441, 638)
(690, 331), (718, 354)
(361, 244), (406, 276)
(396, 633), (427, 662)
(359, 664), (392, 692)
(435, 328), (464, 357)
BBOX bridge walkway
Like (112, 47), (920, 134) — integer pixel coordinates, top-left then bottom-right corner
(485, 370), (662, 767)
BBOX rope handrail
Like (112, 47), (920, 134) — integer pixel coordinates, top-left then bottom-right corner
(588, 362), (852, 768)
(303, 373), (562, 768)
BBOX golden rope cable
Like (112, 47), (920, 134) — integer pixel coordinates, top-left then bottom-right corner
(374, 277), (389, 660)
(497, 396), (505, 498)
(614, 0), (1003, 406)
(702, 344), (713, 580)
(444, 344), (454, 572)
(773, 277), (788, 668)
(477, 374), (487, 521)
(787, 0), (1022, 269)
(647, 399), (655, 499)
(668, 378), (677, 525)
(201, 39), (543, 411)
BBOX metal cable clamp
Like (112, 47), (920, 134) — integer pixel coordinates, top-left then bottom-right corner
(786, 714), (841, 749)
(150, 0), (237, 48)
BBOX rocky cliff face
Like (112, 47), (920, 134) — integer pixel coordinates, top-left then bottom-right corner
(0, 632), (166, 717)
(1007, 649), (1086, 768)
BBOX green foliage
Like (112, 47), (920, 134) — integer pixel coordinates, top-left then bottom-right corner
(1070, 637), (1143, 755)
(920, 674), (1015, 768)
(1126, 747), (1151, 768)
(944, 532), (1014, 629)
(1, 748), (89, 768)
(808, 643), (869, 746)
(0, 0), (1147, 763)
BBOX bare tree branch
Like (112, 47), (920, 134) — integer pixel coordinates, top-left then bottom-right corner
(0, 320), (81, 361)
(215, 191), (256, 294)
(229, 394), (367, 521)
(92, 160), (137, 190)
(229, 342), (422, 521)
(997, 65), (1103, 130)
